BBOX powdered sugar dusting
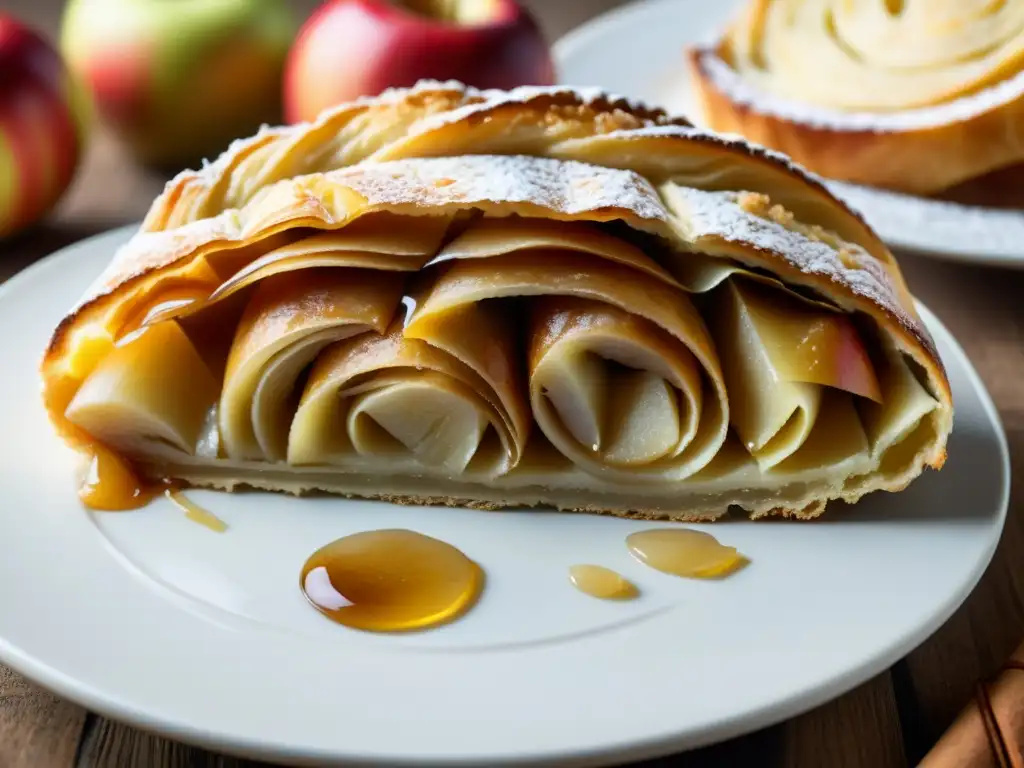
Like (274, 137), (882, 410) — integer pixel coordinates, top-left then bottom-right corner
(666, 185), (925, 344)
(151, 81), (684, 228)
(193, 124), (290, 184)
(321, 155), (669, 222)
(190, 81), (671, 188)
(408, 82), (677, 135)
(186, 81), (479, 187)
(69, 215), (244, 316)
(469, 82), (654, 112)
(575, 124), (881, 248)
(77, 155), (670, 318)
(696, 48), (1024, 132)
(596, 124), (829, 186)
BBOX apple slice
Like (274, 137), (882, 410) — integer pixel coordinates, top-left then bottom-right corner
(221, 269), (405, 461)
(737, 281), (882, 403)
(711, 280), (881, 469)
(65, 320), (218, 456)
(350, 374), (489, 472)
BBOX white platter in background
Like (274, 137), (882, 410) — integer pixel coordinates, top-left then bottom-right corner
(554, 0), (1024, 268)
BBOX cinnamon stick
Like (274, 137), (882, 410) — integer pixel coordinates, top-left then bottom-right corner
(918, 641), (1024, 768)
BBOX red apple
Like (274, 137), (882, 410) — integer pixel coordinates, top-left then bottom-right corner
(0, 14), (88, 239)
(283, 0), (555, 124)
(60, 0), (297, 169)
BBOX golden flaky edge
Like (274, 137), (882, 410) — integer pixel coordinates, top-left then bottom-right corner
(144, 480), (830, 523)
(687, 48), (1024, 196)
(40, 81), (953, 521)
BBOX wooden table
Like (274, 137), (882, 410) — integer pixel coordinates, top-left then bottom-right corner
(3, 1), (1023, 765)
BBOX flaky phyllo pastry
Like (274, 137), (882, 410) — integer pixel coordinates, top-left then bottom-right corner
(689, 0), (1024, 195)
(40, 82), (952, 520)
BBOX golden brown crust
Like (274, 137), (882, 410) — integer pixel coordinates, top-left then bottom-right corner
(143, 81), (693, 232)
(149, 475), (830, 523)
(687, 44), (1024, 196)
(40, 80), (954, 519)
(44, 160), (949, 419)
(44, 82), (925, 360)
(547, 126), (897, 270)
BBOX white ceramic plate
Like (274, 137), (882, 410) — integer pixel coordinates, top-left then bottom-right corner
(554, 0), (1024, 268)
(0, 226), (1009, 766)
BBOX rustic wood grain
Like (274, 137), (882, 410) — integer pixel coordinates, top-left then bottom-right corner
(76, 718), (275, 768)
(886, 257), (1024, 764)
(3, 1), (1023, 766)
(782, 674), (907, 768)
(0, 664), (87, 768)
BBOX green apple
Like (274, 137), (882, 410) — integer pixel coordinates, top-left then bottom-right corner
(61, 0), (296, 169)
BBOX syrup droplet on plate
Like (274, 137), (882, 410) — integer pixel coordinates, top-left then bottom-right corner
(78, 444), (158, 510)
(299, 529), (483, 632)
(626, 528), (747, 578)
(568, 564), (638, 600)
(164, 489), (228, 533)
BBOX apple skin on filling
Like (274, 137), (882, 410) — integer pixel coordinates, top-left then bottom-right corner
(53, 157), (942, 520)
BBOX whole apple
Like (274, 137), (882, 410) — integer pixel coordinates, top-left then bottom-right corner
(284, 0), (555, 124)
(0, 15), (88, 240)
(60, 0), (297, 170)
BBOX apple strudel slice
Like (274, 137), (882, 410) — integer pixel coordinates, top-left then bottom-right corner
(688, 0), (1024, 195)
(41, 82), (951, 521)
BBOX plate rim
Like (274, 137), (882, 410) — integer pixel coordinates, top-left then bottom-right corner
(0, 225), (1011, 767)
(552, 0), (1024, 270)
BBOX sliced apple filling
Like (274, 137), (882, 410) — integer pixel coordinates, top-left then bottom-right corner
(60, 208), (941, 519)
